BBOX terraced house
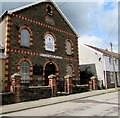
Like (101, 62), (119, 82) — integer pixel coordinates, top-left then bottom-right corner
(79, 44), (120, 89)
(0, 0), (80, 92)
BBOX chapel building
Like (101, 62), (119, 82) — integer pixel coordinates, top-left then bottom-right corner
(0, 0), (80, 92)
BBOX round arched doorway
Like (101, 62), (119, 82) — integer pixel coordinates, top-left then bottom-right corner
(44, 62), (57, 86)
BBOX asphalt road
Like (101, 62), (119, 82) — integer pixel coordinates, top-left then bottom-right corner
(3, 91), (119, 116)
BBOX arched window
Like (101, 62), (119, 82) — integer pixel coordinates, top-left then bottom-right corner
(46, 4), (53, 15)
(66, 40), (72, 55)
(67, 65), (73, 76)
(20, 28), (30, 47)
(20, 60), (30, 83)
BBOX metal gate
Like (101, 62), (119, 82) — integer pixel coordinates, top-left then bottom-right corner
(57, 78), (65, 92)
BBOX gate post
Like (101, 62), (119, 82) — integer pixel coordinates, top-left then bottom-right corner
(92, 77), (98, 90)
(64, 75), (73, 94)
(10, 73), (21, 103)
(89, 80), (93, 90)
(48, 74), (57, 96)
(90, 76), (98, 90)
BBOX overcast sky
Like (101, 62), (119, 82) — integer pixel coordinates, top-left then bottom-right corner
(0, 0), (119, 53)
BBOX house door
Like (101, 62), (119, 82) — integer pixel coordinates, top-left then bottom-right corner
(45, 62), (56, 86)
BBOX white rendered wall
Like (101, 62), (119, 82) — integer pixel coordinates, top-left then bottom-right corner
(79, 43), (105, 86)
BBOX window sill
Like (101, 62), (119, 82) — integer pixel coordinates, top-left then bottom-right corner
(111, 82), (115, 84)
(66, 54), (74, 57)
(47, 13), (53, 16)
(20, 45), (30, 49)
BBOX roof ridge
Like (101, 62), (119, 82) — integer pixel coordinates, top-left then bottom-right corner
(86, 45), (120, 58)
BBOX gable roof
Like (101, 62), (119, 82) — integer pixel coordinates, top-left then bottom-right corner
(87, 45), (120, 59)
(1, 0), (79, 37)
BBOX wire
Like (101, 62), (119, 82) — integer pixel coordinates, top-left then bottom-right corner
(100, 19), (118, 47)
(97, 3), (119, 49)
(57, 0), (67, 7)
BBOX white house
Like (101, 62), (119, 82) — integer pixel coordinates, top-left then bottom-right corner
(79, 43), (120, 89)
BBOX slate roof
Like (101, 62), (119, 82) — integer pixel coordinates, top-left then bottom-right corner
(87, 45), (120, 59)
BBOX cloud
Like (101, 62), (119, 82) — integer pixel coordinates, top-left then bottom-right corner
(78, 36), (118, 53)
(59, 2), (102, 35)
(78, 36), (103, 46)
(0, 0), (118, 53)
(58, 2), (118, 53)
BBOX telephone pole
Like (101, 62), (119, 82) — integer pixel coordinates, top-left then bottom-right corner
(110, 42), (117, 89)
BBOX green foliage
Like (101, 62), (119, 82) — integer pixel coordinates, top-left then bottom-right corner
(80, 67), (93, 84)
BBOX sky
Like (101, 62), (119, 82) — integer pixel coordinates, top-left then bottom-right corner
(0, 0), (119, 53)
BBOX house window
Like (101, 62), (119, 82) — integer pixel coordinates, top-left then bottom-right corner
(20, 60), (30, 83)
(66, 40), (72, 55)
(109, 57), (112, 64)
(109, 72), (114, 83)
(67, 65), (73, 76)
(114, 58), (118, 65)
(20, 28), (30, 47)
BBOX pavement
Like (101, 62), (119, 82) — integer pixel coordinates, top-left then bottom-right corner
(1, 88), (119, 114)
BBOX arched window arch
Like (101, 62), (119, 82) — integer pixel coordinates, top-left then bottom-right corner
(65, 39), (74, 55)
(46, 4), (53, 15)
(18, 26), (33, 47)
(20, 60), (30, 83)
(66, 64), (73, 76)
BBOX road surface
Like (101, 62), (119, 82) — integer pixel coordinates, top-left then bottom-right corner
(3, 91), (119, 116)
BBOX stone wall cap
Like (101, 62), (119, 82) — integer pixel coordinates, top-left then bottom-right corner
(29, 86), (51, 88)
(11, 73), (22, 79)
(48, 74), (56, 79)
(90, 76), (97, 80)
(64, 75), (72, 78)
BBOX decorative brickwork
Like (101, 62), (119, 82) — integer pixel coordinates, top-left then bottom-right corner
(66, 64), (76, 80)
(89, 76), (98, 90)
(48, 74), (57, 96)
(65, 39), (74, 56)
(2, 1), (79, 92)
(10, 73), (21, 103)
(18, 25), (33, 47)
(64, 75), (73, 94)
(4, 15), (11, 91)
(43, 60), (59, 85)
(46, 4), (53, 15)
(12, 14), (77, 37)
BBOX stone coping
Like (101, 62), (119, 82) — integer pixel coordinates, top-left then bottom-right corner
(28, 86), (51, 88)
